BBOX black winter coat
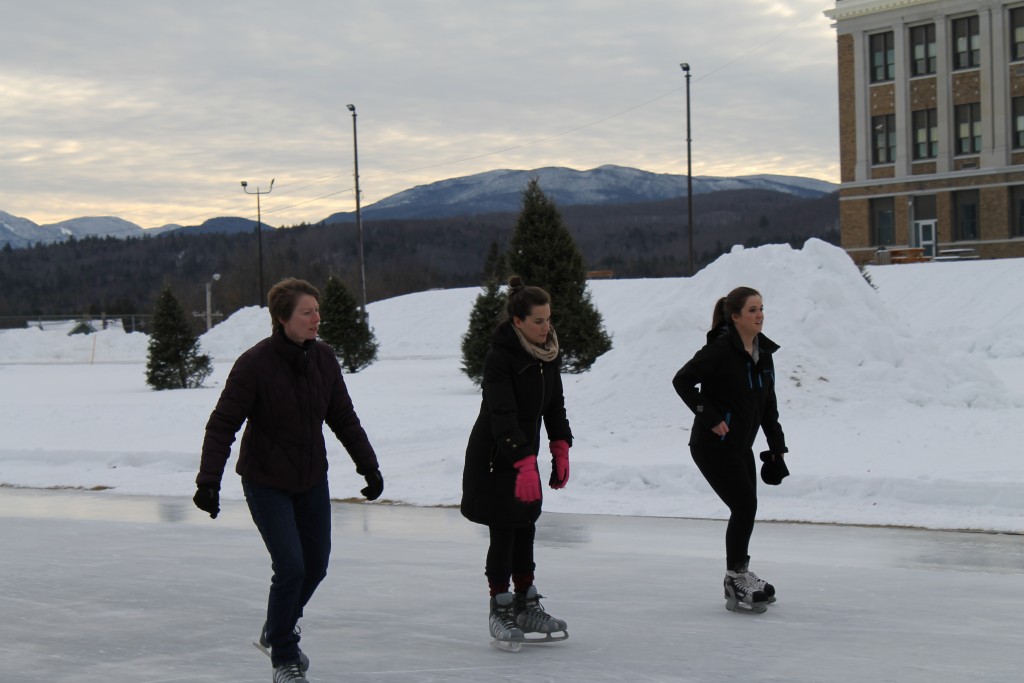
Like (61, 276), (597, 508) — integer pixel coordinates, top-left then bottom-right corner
(672, 324), (786, 456)
(198, 330), (379, 494)
(461, 322), (573, 527)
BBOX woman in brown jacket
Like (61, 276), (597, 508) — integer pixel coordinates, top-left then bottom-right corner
(193, 278), (383, 683)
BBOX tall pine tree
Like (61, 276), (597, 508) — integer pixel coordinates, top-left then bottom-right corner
(507, 178), (612, 373)
(460, 240), (508, 384)
(145, 286), (212, 390)
(318, 275), (379, 373)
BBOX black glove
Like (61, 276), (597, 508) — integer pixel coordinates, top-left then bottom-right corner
(193, 484), (220, 518)
(360, 469), (384, 501)
(759, 451), (790, 486)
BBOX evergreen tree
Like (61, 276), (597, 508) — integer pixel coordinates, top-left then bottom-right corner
(506, 178), (612, 373)
(145, 286), (212, 390)
(460, 241), (508, 384)
(318, 275), (379, 373)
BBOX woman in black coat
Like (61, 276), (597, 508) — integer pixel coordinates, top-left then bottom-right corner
(193, 278), (383, 682)
(461, 276), (573, 647)
(672, 286), (787, 614)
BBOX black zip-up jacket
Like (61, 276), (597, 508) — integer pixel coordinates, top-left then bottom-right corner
(197, 330), (379, 494)
(461, 322), (573, 527)
(672, 324), (786, 455)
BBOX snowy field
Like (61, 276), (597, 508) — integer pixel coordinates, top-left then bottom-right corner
(1, 239), (1022, 533)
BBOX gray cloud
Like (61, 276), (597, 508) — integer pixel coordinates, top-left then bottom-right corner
(1, 0), (838, 228)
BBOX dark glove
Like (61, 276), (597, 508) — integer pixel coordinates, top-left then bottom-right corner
(360, 469), (384, 501)
(193, 484), (220, 519)
(759, 451), (790, 486)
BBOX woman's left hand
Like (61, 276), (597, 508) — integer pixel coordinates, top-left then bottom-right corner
(549, 440), (570, 489)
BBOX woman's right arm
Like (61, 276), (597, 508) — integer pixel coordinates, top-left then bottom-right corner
(672, 345), (726, 434)
(481, 350), (531, 467)
(196, 355), (258, 487)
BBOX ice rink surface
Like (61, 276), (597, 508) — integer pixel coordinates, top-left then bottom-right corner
(1, 489), (1020, 683)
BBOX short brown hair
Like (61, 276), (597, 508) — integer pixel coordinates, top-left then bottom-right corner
(268, 278), (320, 334)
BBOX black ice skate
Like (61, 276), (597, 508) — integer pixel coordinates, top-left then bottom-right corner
(253, 621), (310, 672)
(745, 568), (777, 604)
(724, 562), (769, 614)
(514, 586), (569, 643)
(489, 592), (526, 652)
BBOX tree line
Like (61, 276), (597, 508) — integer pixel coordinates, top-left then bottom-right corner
(0, 188), (838, 332)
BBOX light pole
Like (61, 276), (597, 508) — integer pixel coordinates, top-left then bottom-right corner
(241, 178), (274, 306)
(347, 103), (368, 322)
(204, 273), (221, 331)
(680, 62), (695, 276)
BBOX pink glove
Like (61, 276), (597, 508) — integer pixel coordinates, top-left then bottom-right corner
(549, 440), (570, 489)
(513, 455), (542, 503)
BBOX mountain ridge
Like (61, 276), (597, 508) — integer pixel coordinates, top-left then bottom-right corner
(1, 165), (836, 248)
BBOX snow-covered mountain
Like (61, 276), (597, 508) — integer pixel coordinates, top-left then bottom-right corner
(44, 216), (145, 240)
(2, 165), (836, 248)
(0, 212), (144, 248)
(324, 164), (838, 222)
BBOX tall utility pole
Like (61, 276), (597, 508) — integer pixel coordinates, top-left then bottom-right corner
(241, 178), (274, 306)
(680, 62), (695, 276)
(347, 104), (368, 322)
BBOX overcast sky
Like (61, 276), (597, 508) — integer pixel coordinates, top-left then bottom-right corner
(1, 1), (839, 229)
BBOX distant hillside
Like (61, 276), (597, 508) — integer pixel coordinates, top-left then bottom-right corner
(0, 186), (838, 328)
(323, 165), (837, 222)
(1, 165), (834, 249)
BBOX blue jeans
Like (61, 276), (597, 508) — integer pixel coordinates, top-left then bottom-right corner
(242, 477), (331, 667)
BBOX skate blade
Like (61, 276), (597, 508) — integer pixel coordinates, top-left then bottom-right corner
(725, 599), (767, 615)
(252, 640), (271, 658)
(490, 638), (524, 652)
(522, 630), (569, 643)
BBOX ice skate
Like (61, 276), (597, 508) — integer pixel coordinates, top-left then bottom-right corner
(724, 562), (769, 614)
(745, 568), (776, 604)
(514, 586), (569, 643)
(254, 621), (309, 672)
(489, 592), (525, 652)
(272, 661), (308, 683)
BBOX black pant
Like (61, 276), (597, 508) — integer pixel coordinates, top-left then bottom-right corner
(691, 447), (757, 569)
(485, 524), (536, 591)
(243, 477), (332, 667)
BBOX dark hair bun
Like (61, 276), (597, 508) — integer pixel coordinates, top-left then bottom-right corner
(507, 275), (525, 291)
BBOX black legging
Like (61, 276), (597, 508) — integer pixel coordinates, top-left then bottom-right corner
(691, 447), (757, 570)
(485, 524), (536, 590)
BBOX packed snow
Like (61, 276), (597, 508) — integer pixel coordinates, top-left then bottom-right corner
(1, 239), (1021, 533)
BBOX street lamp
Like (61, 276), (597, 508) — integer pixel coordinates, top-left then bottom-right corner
(241, 178), (274, 307)
(204, 273), (221, 332)
(347, 103), (368, 322)
(680, 62), (695, 276)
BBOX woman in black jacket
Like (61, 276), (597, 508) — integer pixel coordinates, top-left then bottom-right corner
(193, 278), (383, 683)
(461, 276), (573, 648)
(672, 286), (787, 614)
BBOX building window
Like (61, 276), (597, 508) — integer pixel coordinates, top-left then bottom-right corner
(954, 103), (981, 155)
(912, 109), (938, 159)
(953, 190), (979, 241)
(1012, 186), (1024, 236)
(871, 197), (896, 246)
(871, 114), (896, 164)
(870, 31), (895, 82)
(1014, 97), (1024, 149)
(952, 16), (980, 69)
(909, 24), (936, 76)
(1012, 8), (1024, 61)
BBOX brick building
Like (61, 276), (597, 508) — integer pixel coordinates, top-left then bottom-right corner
(825, 0), (1024, 263)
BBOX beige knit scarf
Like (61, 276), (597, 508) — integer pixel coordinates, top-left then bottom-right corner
(513, 325), (560, 362)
